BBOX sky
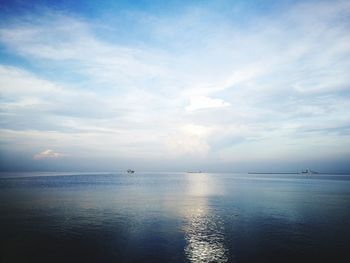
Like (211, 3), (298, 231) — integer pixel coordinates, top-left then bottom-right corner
(0, 0), (350, 172)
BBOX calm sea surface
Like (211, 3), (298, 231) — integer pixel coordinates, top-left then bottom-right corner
(1, 172), (349, 263)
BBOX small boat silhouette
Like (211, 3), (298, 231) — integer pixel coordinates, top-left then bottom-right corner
(301, 168), (318, 175)
(127, 169), (135, 174)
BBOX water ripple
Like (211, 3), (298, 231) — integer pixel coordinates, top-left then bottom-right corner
(184, 209), (229, 263)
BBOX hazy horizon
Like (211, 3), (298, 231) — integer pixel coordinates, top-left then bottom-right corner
(1, 0), (350, 173)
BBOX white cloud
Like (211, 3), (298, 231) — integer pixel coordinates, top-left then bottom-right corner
(186, 96), (230, 111)
(0, 65), (60, 95)
(164, 124), (212, 157)
(33, 149), (67, 160)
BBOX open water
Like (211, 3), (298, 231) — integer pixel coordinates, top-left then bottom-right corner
(0, 172), (349, 262)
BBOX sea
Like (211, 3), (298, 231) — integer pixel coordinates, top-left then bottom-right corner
(0, 172), (349, 263)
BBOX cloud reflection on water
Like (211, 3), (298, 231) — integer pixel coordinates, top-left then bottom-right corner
(183, 173), (229, 263)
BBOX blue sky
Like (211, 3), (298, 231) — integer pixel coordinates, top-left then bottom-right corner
(0, 0), (350, 172)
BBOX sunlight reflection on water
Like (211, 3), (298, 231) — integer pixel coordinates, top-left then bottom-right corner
(184, 209), (228, 263)
(183, 173), (229, 263)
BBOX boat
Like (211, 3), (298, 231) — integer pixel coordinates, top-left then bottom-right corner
(301, 168), (318, 175)
(127, 169), (135, 174)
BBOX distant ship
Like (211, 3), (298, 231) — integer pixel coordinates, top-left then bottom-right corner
(127, 169), (135, 174)
(301, 168), (318, 175)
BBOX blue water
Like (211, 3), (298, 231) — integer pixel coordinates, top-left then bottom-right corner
(0, 172), (349, 263)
